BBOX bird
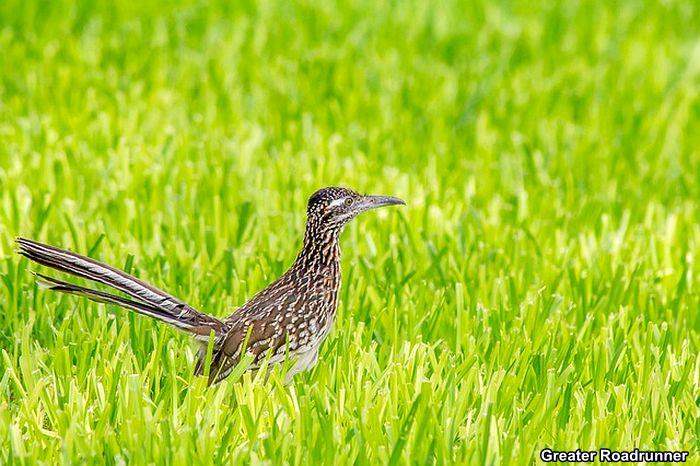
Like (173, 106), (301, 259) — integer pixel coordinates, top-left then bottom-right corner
(17, 187), (404, 384)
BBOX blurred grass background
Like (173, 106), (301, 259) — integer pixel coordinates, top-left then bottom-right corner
(0, 0), (698, 464)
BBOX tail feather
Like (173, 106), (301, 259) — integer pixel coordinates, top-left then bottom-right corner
(18, 238), (226, 339)
(34, 273), (203, 331)
(17, 237), (184, 312)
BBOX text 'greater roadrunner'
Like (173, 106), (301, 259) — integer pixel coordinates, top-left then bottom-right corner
(17, 187), (404, 384)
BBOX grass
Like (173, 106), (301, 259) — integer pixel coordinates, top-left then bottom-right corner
(0, 0), (698, 463)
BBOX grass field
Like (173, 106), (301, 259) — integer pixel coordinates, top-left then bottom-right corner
(1, 0), (698, 464)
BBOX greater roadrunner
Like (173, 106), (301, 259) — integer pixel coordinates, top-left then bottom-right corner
(17, 187), (404, 384)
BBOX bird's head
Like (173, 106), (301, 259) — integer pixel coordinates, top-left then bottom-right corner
(306, 186), (405, 232)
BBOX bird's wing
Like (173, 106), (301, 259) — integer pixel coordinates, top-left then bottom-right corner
(197, 309), (293, 384)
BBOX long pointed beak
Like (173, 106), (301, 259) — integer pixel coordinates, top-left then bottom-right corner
(357, 194), (406, 212)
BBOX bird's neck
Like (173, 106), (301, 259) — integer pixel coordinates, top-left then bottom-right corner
(293, 225), (342, 273)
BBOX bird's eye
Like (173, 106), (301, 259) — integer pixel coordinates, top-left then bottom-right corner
(344, 197), (354, 206)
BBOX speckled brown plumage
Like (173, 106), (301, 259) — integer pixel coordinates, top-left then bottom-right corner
(17, 187), (404, 384)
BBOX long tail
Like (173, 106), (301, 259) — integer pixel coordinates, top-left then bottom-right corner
(17, 237), (226, 339)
